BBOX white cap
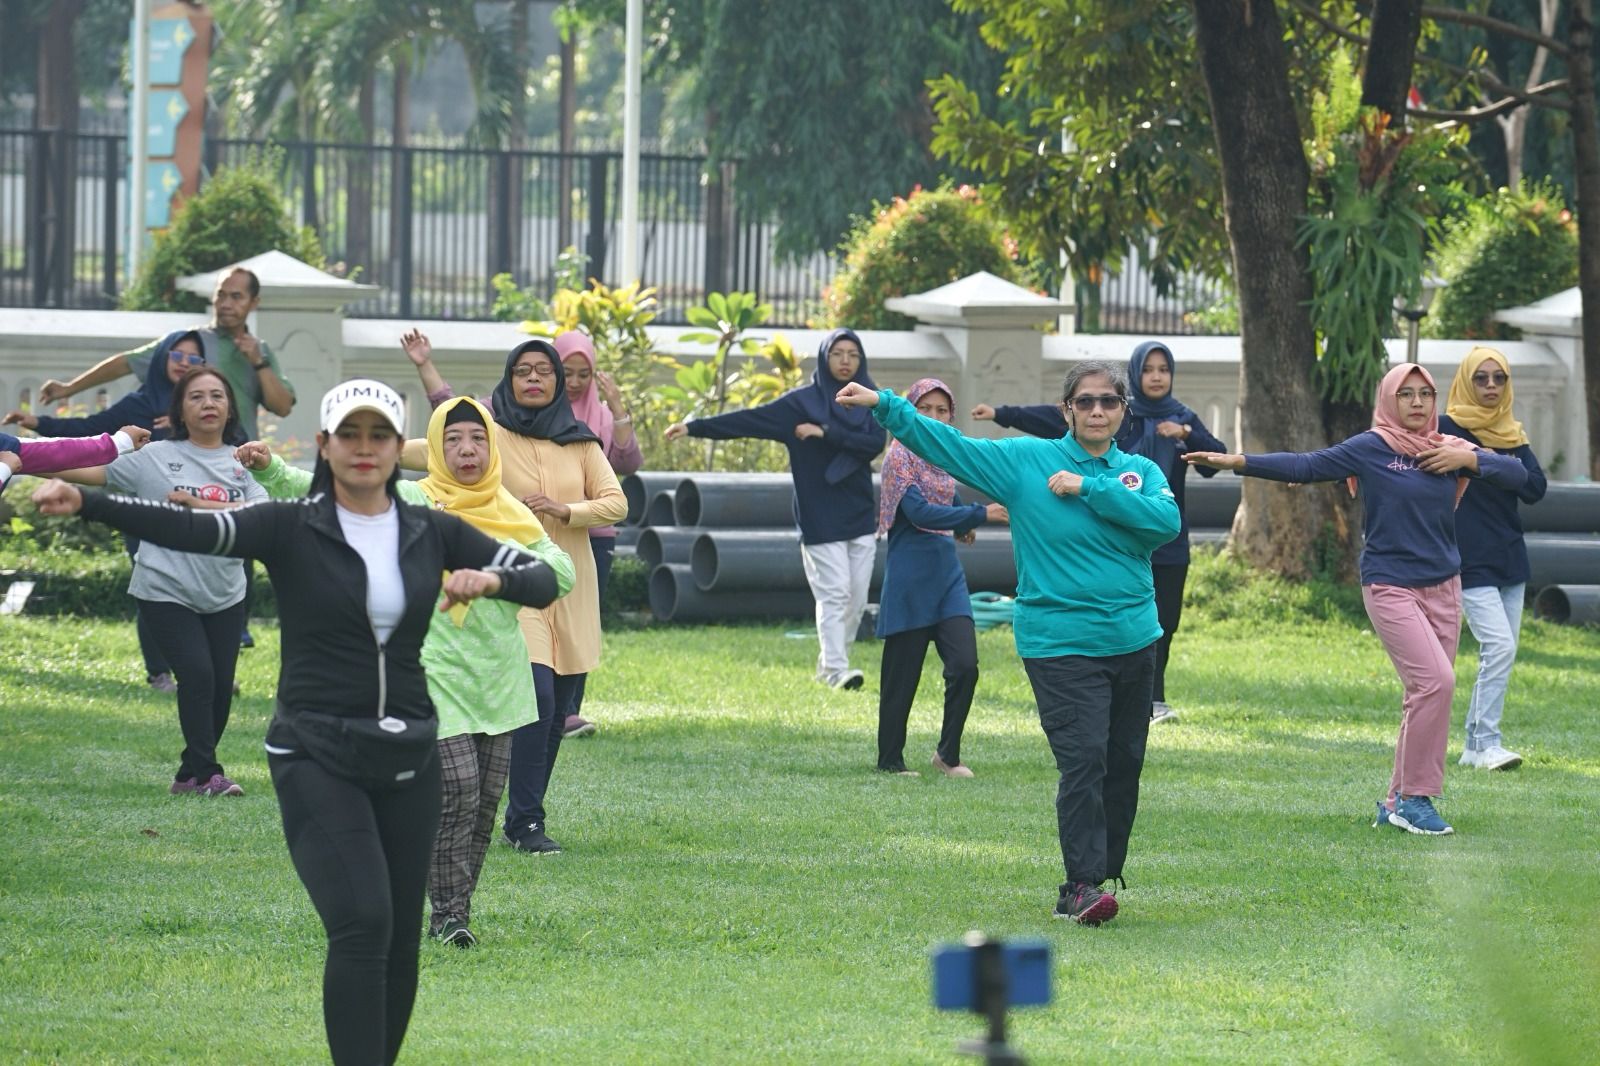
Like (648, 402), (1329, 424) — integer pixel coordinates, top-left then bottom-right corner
(320, 379), (406, 435)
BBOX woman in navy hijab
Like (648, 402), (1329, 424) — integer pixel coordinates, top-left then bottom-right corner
(667, 329), (886, 689)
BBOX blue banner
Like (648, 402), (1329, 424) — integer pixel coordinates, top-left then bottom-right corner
(145, 90), (189, 158)
(144, 162), (182, 228)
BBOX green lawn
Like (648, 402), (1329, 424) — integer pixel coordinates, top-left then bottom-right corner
(2, 581), (1598, 1064)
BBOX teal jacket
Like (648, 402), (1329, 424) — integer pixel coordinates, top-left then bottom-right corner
(252, 455), (575, 739)
(873, 391), (1180, 659)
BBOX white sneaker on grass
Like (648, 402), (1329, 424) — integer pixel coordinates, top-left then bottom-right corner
(828, 669), (865, 691)
(1150, 701), (1179, 724)
(1461, 746), (1523, 770)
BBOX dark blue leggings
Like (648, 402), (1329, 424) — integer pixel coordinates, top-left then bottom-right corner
(502, 664), (582, 835)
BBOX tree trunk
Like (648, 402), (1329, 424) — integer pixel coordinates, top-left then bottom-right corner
(1567, 0), (1600, 479)
(1361, 0), (1423, 120)
(1191, 0), (1359, 580)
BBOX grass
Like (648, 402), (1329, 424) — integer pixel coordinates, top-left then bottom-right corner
(2, 563), (1599, 1063)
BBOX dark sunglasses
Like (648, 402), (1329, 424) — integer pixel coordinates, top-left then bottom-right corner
(1068, 394), (1126, 412)
(1471, 371), (1509, 386)
(168, 351), (205, 366)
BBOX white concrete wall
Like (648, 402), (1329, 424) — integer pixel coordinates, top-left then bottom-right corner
(0, 308), (1582, 477)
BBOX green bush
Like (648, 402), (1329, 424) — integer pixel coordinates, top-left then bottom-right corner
(120, 149), (325, 312)
(1425, 181), (1579, 341)
(824, 185), (1025, 330)
(0, 547), (276, 620)
(602, 551), (650, 620)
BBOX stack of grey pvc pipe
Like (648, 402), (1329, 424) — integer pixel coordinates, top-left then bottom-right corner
(623, 470), (1600, 625)
(621, 471), (1017, 624)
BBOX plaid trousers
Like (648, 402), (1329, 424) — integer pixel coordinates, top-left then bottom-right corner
(428, 731), (513, 932)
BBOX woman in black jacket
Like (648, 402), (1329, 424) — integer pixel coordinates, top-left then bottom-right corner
(33, 379), (560, 1066)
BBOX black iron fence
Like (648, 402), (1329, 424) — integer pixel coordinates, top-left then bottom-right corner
(1, 127), (1227, 333)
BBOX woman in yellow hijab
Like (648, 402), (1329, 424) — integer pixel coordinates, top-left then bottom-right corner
(242, 394), (576, 946)
(1440, 347), (1548, 772)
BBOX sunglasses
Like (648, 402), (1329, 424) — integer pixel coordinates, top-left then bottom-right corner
(168, 351), (205, 366)
(1471, 371), (1509, 386)
(512, 363), (556, 379)
(1068, 394), (1126, 412)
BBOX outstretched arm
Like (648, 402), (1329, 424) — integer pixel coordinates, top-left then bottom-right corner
(36, 352), (135, 406)
(676, 398), (794, 443)
(33, 481), (286, 562)
(993, 403), (1069, 440)
(401, 329), (450, 401)
(838, 384), (1018, 502)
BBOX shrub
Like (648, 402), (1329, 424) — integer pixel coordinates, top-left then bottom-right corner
(823, 185), (1025, 330)
(120, 149), (325, 312)
(0, 545), (276, 620)
(602, 551), (650, 620)
(1425, 181), (1579, 341)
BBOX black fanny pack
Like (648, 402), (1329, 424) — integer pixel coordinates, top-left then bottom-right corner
(278, 706), (438, 791)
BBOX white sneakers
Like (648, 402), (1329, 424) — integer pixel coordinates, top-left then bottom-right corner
(825, 669), (865, 691)
(1459, 745), (1523, 771)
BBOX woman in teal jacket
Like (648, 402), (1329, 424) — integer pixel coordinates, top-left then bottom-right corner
(837, 360), (1180, 926)
(240, 396), (575, 947)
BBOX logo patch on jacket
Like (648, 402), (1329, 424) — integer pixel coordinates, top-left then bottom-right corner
(1118, 471), (1143, 490)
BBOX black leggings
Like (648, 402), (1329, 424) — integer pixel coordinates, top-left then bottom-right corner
(126, 536), (170, 678)
(138, 598), (246, 782)
(877, 616), (978, 770)
(269, 751), (442, 1066)
(1151, 563), (1188, 703)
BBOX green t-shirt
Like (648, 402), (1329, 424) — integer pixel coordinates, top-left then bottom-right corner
(874, 390), (1181, 659)
(125, 329), (295, 440)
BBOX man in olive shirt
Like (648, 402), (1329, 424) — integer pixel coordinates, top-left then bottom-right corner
(38, 267), (295, 438)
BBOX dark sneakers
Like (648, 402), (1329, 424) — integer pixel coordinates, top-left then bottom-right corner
(504, 821), (563, 855)
(434, 918), (476, 948)
(1054, 881), (1119, 925)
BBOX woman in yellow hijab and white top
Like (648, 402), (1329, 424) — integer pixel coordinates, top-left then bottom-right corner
(1438, 347), (1548, 771)
(241, 395), (576, 946)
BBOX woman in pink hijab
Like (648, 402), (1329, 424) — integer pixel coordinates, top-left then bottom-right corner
(1186, 364), (1528, 837)
(555, 330), (643, 738)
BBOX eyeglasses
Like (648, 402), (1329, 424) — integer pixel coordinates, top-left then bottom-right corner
(168, 351), (205, 366)
(1069, 394), (1126, 412)
(512, 363), (556, 380)
(1471, 371), (1509, 386)
(1395, 388), (1437, 402)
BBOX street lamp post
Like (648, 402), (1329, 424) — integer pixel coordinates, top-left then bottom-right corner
(1396, 276), (1447, 364)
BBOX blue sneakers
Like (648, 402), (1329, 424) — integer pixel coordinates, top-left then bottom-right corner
(1389, 795), (1454, 836)
(1373, 799), (1397, 829)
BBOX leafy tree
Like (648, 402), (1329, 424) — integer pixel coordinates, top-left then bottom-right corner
(824, 184), (1024, 330)
(120, 150), (324, 312)
(1426, 180), (1581, 339)
(638, 0), (1008, 258)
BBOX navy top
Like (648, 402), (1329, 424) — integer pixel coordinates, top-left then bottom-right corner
(992, 403), (1067, 440)
(1437, 415), (1548, 589)
(687, 393), (887, 545)
(989, 402), (1223, 565)
(35, 386), (173, 441)
(876, 485), (988, 637)
(1240, 430), (1529, 587)
(1119, 411), (1225, 566)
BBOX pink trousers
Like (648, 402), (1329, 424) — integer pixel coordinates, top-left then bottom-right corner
(1362, 578), (1461, 800)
